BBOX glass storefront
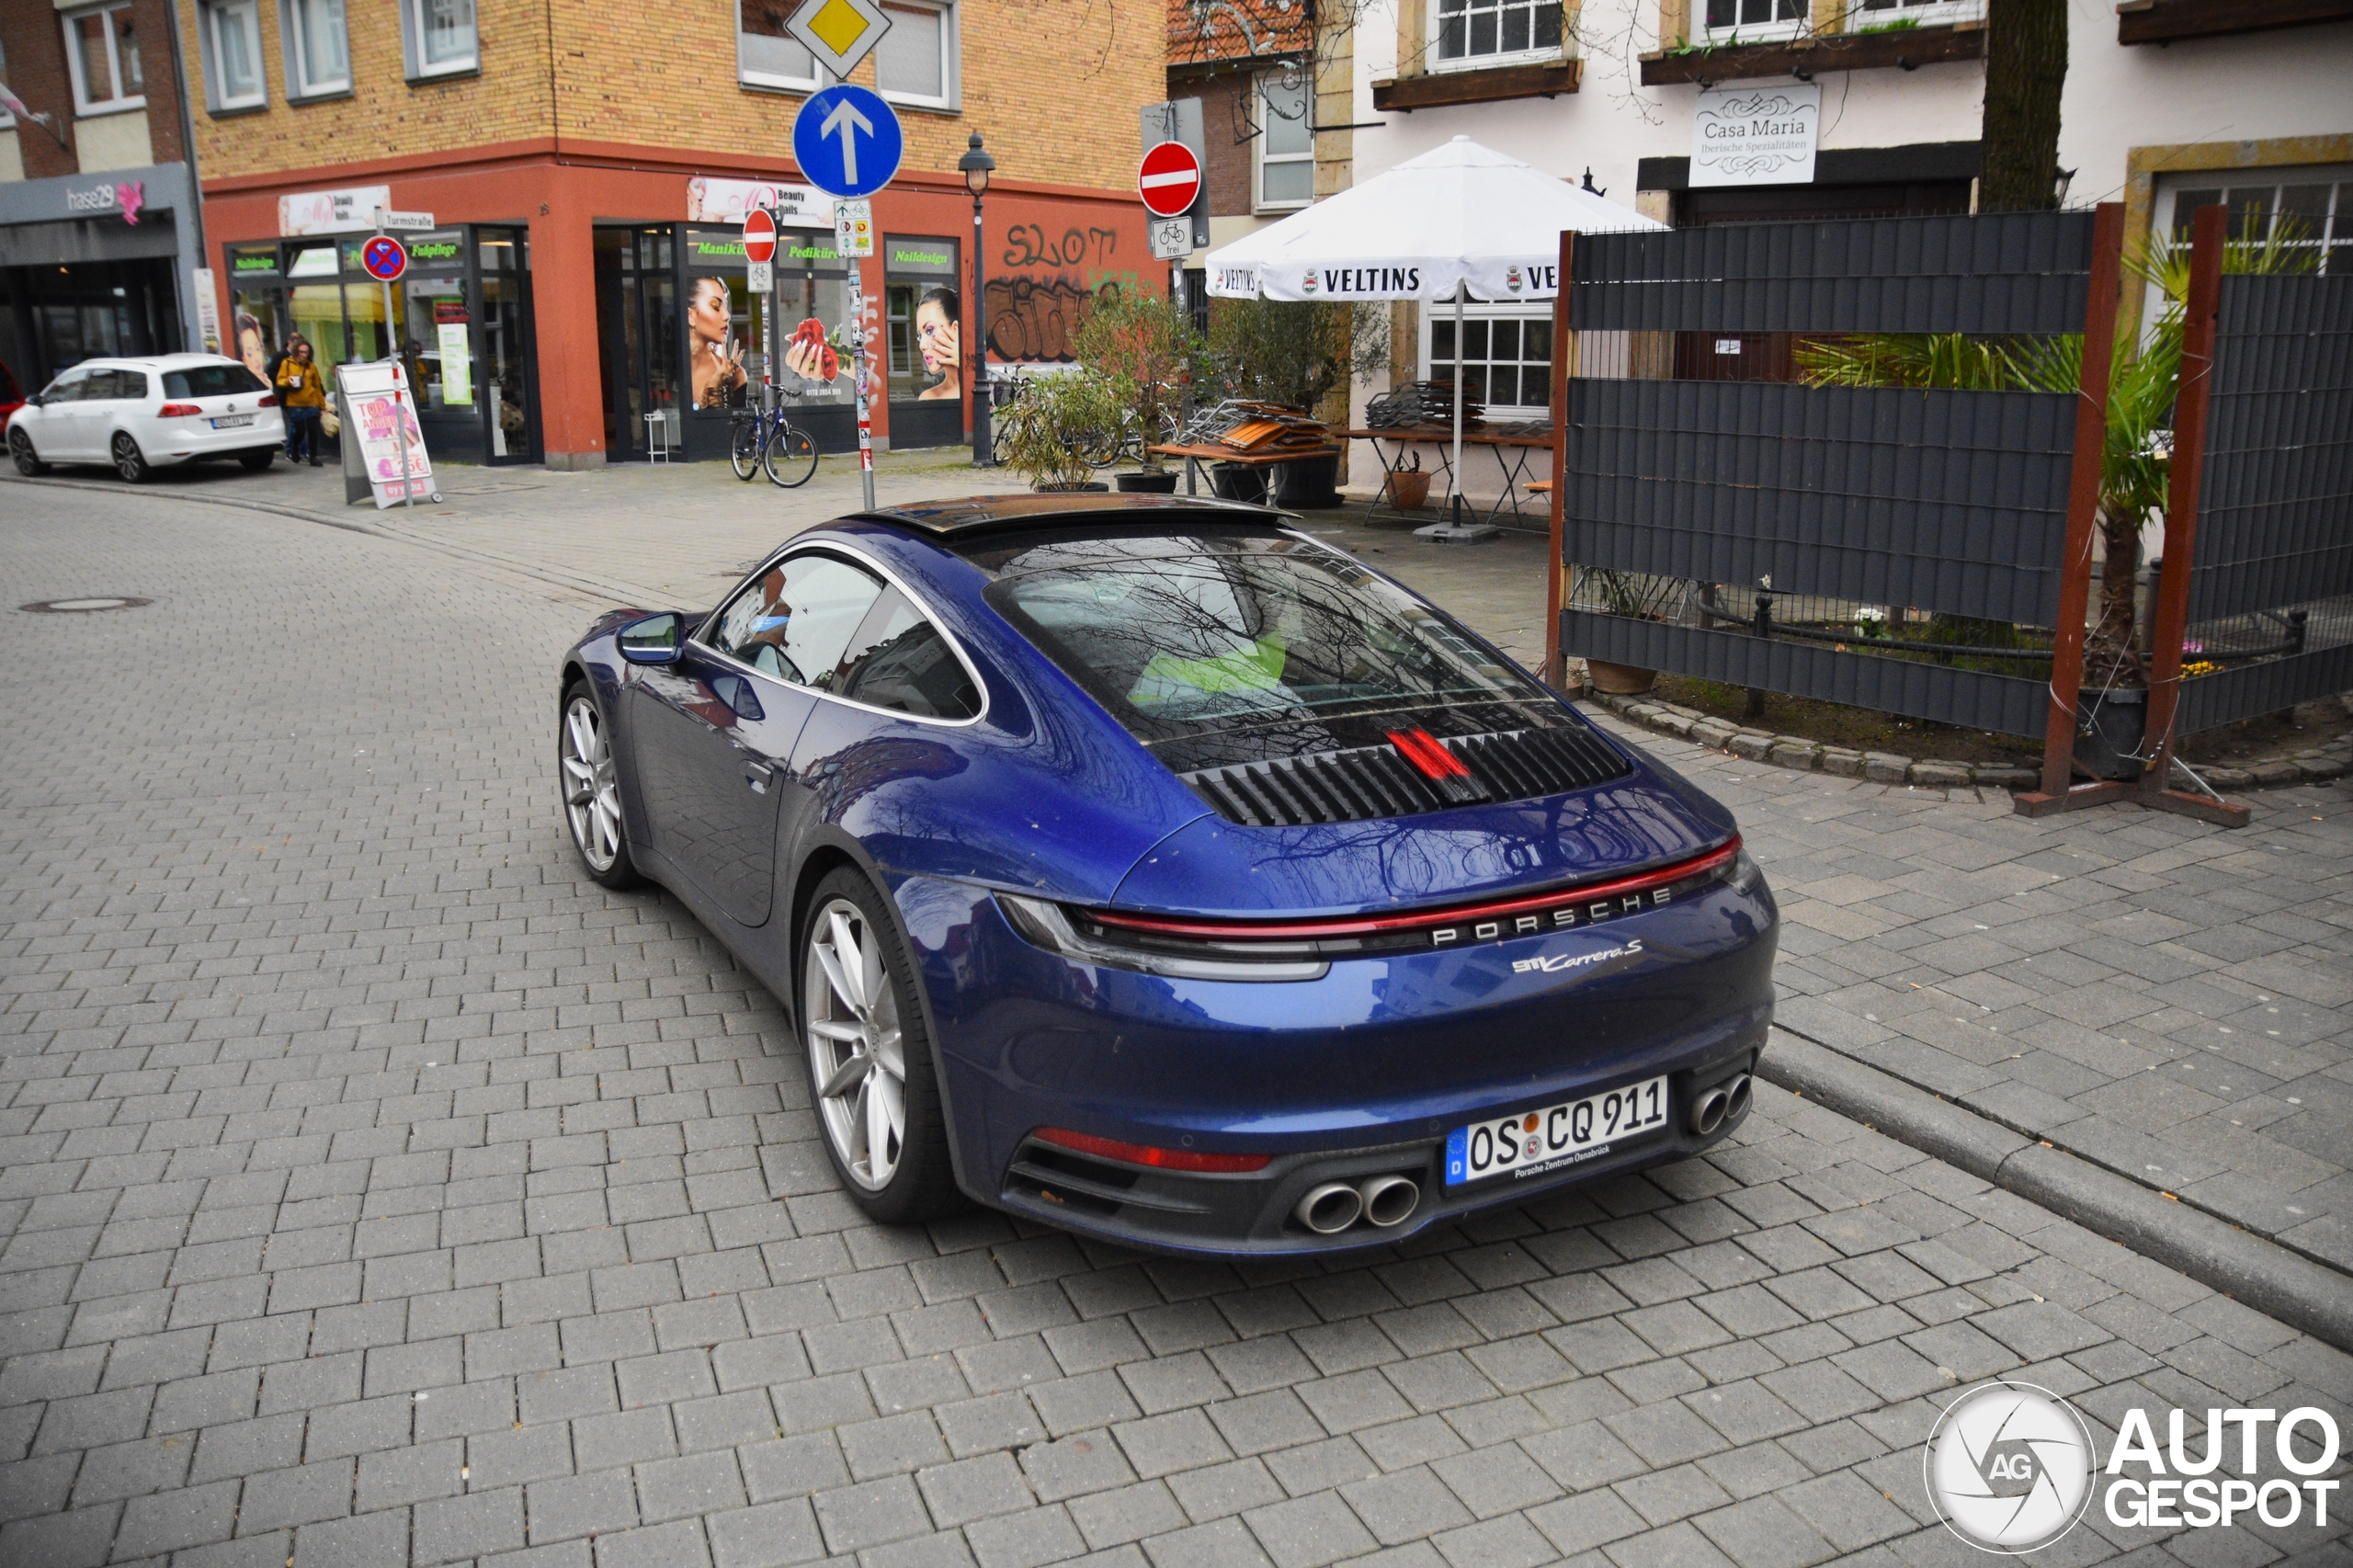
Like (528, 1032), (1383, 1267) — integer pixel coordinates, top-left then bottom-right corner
(225, 225), (540, 465)
(594, 221), (856, 462)
(882, 234), (962, 451)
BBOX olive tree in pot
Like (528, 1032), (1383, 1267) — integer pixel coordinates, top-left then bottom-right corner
(1073, 288), (1210, 493)
(1208, 298), (1388, 507)
(996, 371), (1123, 492)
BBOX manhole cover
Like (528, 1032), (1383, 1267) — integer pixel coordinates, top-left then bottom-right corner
(21, 597), (151, 613)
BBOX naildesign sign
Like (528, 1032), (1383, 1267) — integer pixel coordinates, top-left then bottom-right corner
(1690, 83), (1820, 187)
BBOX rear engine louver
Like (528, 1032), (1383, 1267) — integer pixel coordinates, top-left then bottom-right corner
(1179, 726), (1631, 827)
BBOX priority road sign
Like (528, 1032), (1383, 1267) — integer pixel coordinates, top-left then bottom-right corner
(360, 234), (407, 282)
(1138, 142), (1201, 219)
(742, 207), (778, 264)
(792, 85), (903, 199)
(783, 0), (892, 80)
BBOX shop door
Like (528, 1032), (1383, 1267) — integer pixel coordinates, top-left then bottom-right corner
(593, 226), (680, 461)
(882, 236), (962, 450)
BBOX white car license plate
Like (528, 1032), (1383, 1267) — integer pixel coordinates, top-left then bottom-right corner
(1445, 1075), (1669, 1187)
(210, 414), (256, 428)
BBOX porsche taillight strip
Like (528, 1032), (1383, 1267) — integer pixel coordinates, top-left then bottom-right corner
(1086, 838), (1741, 945)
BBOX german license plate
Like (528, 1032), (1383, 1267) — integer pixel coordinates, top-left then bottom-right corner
(1445, 1075), (1669, 1186)
(210, 415), (256, 428)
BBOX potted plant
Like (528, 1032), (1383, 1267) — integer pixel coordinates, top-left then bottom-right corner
(996, 370), (1121, 492)
(1577, 569), (1688, 694)
(1209, 298), (1388, 508)
(1073, 288), (1208, 494)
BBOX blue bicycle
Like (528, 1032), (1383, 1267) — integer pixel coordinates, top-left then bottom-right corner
(731, 394), (819, 488)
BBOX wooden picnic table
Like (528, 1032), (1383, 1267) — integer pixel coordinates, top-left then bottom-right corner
(1342, 425), (1552, 528)
(1147, 441), (1341, 467)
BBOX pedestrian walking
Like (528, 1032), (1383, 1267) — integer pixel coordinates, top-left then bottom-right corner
(276, 340), (326, 465)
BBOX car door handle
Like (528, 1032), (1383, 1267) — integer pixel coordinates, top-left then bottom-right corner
(744, 760), (774, 793)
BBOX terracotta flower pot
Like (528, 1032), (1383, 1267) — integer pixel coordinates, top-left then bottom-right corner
(1389, 469), (1433, 509)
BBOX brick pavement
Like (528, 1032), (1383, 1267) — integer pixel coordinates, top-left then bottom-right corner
(1, 480), (2349, 1568)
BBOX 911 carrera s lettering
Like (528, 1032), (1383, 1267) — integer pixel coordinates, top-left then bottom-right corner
(1510, 938), (1643, 975)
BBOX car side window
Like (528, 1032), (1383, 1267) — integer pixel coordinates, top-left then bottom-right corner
(834, 588), (983, 721)
(108, 370), (151, 401)
(43, 369), (91, 403)
(706, 553), (885, 687)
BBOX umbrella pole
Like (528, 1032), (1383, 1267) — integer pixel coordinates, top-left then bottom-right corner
(1451, 284), (1467, 528)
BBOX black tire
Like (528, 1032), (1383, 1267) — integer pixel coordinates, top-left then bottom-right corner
(111, 431), (150, 484)
(558, 681), (643, 890)
(763, 423), (818, 488)
(9, 426), (47, 477)
(730, 417), (761, 482)
(799, 868), (963, 1226)
(238, 449), (275, 472)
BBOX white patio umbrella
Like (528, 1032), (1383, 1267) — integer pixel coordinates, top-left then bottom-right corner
(1204, 136), (1663, 533)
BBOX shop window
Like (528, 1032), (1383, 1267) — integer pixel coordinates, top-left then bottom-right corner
(2160, 165), (2353, 274)
(282, 0), (350, 97)
(1698, 0), (1805, 44)
(201, 0), (267, 112)
(63, 4), (144, 116)
(1256, 74), (1313, 210)
(877, 1), (957, 109)
(738, 0), (821, 91)
(1425, 307), (1552, 415)
(1433, 0), (1563, 64)
(404, 0), (478, 78)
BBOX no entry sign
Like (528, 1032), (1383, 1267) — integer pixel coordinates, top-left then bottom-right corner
(360, 234), (407, 282)
(742, 207), (778, 265)
(1137, 142), (1201, 219)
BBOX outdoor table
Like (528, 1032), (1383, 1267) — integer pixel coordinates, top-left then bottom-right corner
(1345, 426), (1551, 528)
(1149, 441), (1342, 500)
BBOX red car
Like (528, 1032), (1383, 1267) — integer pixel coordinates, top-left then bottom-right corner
(0, 361), (23, 432)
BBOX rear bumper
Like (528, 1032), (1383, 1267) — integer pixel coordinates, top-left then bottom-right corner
(892, 869), (1779, 1257)
(134, 416), (283, 462)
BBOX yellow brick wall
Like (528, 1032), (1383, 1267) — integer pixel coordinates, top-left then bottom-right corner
(185, 0), (1165, 190)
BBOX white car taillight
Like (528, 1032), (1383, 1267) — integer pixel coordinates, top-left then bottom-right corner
(157, 403), (204, 417)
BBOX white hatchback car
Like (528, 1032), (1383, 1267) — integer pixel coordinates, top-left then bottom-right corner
(8, 353), (282, 483)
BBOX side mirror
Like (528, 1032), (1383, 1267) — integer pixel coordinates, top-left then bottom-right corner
(617, 611), (682, 665)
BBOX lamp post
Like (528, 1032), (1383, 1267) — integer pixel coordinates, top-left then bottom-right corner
(959, 132), (996, 467)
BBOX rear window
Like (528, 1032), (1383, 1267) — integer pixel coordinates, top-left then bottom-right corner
(164, 365), (270, 399)
(982, 533), (1547, 741)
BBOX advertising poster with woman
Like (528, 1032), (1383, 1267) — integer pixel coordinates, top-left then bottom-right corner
(884, 237), (964, 449)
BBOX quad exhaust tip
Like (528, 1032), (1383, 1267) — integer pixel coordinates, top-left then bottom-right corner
(1358, 1174), (1420, 1228)
(1295, 1181), (1363, 1234)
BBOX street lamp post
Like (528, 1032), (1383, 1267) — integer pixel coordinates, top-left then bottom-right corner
(959, 132), (996, 467)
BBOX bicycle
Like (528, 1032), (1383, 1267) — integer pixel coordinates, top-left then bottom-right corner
(729, 394), (820, 489)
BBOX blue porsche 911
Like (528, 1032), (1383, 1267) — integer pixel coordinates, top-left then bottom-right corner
(556, 494), (1776, 1255)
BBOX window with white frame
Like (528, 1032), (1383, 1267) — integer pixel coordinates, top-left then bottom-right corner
(1426, 306), (1553, 413)
(0, 35), (13, 126)
(737, 0), (820, 91)
(283, 0), (350, 97)
(405, 0), (478, 76)
(202, 0), (267, 111)
(1698, 0), (1806, 44)
(1432, 0), (1563, 67)
(63, 4), (144, 115)
(2159, 165), (2353, 273)
(1842, 0), (1982, 34)
(877, 1), (957, 108)
(1256, 74), (1313, 210)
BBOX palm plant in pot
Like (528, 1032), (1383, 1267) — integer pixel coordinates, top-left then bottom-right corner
(1073, 289), (1209, 493)
(996, 370), (1125, 492)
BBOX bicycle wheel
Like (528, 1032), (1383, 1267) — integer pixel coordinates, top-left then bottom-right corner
(764, 423), (819, 488)
(730, 416), (761, 482)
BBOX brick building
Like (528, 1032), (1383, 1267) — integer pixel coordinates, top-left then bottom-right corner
(0, 0), (210, 392)
(176, 0), (1164, 466)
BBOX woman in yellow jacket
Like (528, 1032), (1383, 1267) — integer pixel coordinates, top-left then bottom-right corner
(276, 338), (327, 466)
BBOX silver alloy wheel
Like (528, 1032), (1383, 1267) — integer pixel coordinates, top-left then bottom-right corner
(113, 433), (144, 482)
(560, 695), (623, 871)
(804, 897), (906, 1191)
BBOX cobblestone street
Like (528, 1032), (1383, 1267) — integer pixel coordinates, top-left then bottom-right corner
(1, 473), (2348, 1568)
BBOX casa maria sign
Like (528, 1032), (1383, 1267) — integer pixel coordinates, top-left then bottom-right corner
(1691, 83), (1821, 187)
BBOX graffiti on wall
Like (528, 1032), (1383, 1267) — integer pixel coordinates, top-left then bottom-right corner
(1000, 224), (1122, 270)
(985, 267), (1152, 364)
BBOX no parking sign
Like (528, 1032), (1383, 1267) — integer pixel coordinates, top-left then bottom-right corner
(360, 235), (407, 282)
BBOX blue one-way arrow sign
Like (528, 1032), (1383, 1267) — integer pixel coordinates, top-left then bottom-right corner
(792, 85), (902, 199)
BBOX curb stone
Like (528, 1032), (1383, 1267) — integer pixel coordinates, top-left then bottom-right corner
(1583, 689), (2353, 793)
(1757, 1028), (2353, 1353)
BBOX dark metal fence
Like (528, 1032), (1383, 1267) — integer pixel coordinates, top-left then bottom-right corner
(1556, 210), (2097, 739)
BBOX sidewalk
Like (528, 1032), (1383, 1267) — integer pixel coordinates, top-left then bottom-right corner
(6, 454), (2347, 1286)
